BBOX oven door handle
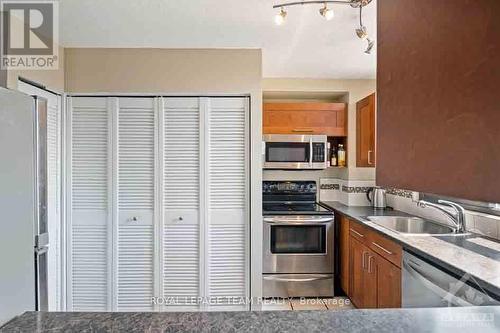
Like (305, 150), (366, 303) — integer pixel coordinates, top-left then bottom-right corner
(263, 217), (334, 224)
(263, 275), (332, 283)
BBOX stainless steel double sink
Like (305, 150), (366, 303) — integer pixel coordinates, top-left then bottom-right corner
(364, 216), (457, 235)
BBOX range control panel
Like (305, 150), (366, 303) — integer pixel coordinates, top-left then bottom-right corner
(263, 181), (317, 194)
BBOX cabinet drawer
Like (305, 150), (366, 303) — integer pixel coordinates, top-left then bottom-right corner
(367, 232), (402, 268)
(349, 220), (370, 243)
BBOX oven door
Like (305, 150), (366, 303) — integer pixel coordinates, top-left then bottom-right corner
(263, 216), (334, 274)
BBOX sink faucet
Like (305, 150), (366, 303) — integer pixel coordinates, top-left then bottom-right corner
(417, 199), (467, 233)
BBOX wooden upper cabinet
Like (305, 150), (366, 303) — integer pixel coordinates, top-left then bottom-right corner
(263, 102), (347, 136)
(356, 93), (375, 167)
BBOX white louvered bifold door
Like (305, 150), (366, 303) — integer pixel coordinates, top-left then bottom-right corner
(46, 93), (62, 311)
(68, 97), (110, 311)
(206, 97), (249, 310)
(161, 98), (200, 311)
(17, 81), (62, 311)
(116, 98), (156, 311)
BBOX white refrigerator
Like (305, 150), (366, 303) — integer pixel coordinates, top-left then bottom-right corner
(0, 87), (49, 325)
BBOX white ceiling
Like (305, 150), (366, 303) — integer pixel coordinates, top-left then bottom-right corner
(59, 0), (377, 79)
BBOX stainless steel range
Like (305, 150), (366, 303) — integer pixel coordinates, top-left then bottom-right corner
(262, 181), (335, 298)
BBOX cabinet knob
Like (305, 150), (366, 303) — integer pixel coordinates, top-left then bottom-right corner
(178, 216), (183, 221)
(130, 216), (139, 222)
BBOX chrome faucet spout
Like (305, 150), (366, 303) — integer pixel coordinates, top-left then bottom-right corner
(417, 199), (467, 233)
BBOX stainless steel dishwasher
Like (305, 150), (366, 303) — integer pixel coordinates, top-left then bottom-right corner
(402, 251), (500, 307)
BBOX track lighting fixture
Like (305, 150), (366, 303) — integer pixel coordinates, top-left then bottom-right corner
(275, 8), (287, 25)
(356, 6), (368, 39)
(272, 0), (375, 54)
(355, 26), (367, 39)
(365, 38), (374, 54)
(319, 4), (334, 20)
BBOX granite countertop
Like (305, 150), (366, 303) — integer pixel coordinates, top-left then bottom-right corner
(320, 201), (500, 297)
(2, 307), (500, 333)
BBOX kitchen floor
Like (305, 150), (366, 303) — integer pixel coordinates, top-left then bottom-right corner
(261, 297), (354, 311)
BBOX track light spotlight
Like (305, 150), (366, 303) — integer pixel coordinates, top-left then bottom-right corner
(355, 26), (368, 39)
(319, 4), (334, 20)
(275, 8), (287, 25)
(365, 38), (374, 54)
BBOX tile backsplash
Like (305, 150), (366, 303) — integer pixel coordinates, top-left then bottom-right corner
(319, 178), (375, 206)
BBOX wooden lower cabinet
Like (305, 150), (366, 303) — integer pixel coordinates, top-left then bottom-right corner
(340, 216), (402, 309)
(376, 254), (402, 308)
(350, 238), (377, 308)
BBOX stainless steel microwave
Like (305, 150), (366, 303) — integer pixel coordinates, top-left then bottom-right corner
(263, 134), (328, 170)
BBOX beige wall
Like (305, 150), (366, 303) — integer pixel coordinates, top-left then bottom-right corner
(64, 48), (261, 94)
(262, 78), (376, 181)
(6, 46), (65, 93)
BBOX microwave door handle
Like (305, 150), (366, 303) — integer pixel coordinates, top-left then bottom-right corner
(309, 137), (313, 167)
(325, 142), (328, 164)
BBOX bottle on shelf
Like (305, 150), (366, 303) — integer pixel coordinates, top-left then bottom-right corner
(330, 146), (337, 167)
(337, 144), (346, 167)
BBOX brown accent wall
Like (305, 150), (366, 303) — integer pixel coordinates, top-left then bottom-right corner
(377, 0), (500, 203)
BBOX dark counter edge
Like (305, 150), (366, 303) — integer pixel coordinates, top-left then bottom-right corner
(320, 201), (500, 299)
(3, 307), (500, 333)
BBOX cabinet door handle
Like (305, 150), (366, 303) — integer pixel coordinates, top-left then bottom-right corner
(368, 150), (373, 165)
(292, 128), (314, 133)
(372, 241), (393, 255)
(362, 251), (368, 270)
(350, 228), (365, 238)
(367, 255), (374, 274)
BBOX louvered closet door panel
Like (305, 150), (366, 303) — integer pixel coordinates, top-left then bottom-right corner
(70, 97), (109, 311)
(117, 98), (155, 311)
(46, 94), (61, 311)
(162, 98), (200, 310)
(207, 98), (248, 310)
(163, 224), (199, 310)
(164, 98), (199, 212)
(18, 81), (62, 311)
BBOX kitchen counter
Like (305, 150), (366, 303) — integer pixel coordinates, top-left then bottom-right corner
(320, 201), (500, 298)
(2, 307), (500, 333)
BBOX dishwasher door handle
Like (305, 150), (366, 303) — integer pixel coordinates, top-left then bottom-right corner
(404, 260), (474, 307)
